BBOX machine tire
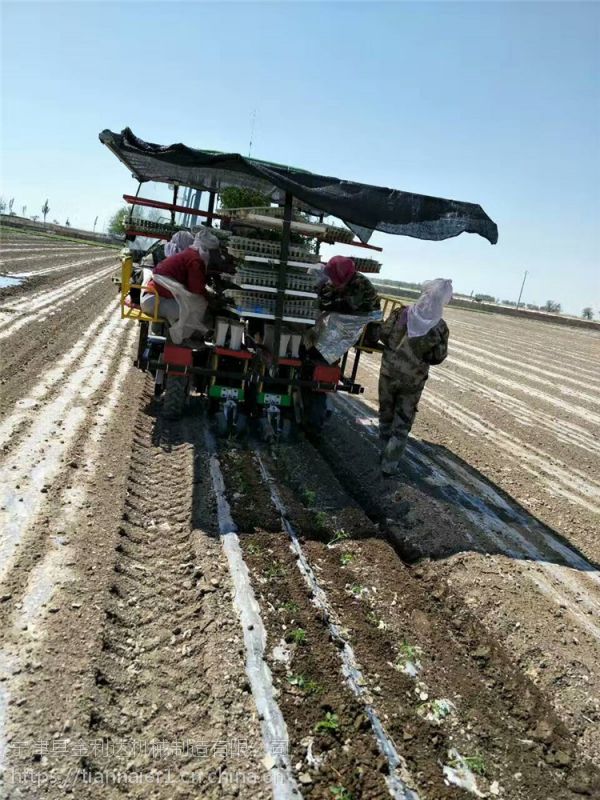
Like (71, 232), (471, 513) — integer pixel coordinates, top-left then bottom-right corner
(135, 321), (149, 370)
(162, 376), (187, 419)
(304, 391), (327, 437)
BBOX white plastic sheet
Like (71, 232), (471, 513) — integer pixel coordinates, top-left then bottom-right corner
(308, 310), (383, 364)
(153, 274), (208, 344)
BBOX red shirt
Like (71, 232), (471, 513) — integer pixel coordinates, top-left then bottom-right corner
(148, 248), (207, 299)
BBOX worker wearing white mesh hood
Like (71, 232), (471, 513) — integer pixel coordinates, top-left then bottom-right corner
(378, 279), (452, 476)
(140, 226), (219, 337)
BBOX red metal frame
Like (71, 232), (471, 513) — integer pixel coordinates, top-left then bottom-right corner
(164, 344), (193, 376)
(124, 194), (227, 223)
(215, 347), (252, 359)
(123, 194), (382, 252)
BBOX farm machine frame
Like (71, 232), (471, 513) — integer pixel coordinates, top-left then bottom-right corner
(100, 128), (498, 438)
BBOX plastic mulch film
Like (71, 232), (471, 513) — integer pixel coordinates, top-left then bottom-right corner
(152, 274), (208, 344)
(307, 310), (383, 364)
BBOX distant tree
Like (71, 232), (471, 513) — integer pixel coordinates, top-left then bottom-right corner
(108, 206), (129, 236)
(42, 199), (50, 223)
(52, 219), (60, 225)
(543, 300), (561, 313)
(582, 307), (593, 320)
(31, 215), (39, 223)
(8, 198), (15, 215)
(526, 303), (540, 311)
(22, 205), (27, 217)
(65, 218), (71, 227)
(0, 197), (6, 214)
(474, 293), (495, 303)
(501, 299), (517, 307)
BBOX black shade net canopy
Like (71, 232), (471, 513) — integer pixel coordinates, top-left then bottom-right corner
(99, 128), (498, 245)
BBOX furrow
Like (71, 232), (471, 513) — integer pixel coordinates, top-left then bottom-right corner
(0, 312), (129, 586)
(336, 394), (600, 638)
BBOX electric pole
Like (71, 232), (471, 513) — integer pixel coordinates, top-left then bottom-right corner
(93, 216), (98, 233)
(516, 269), (528, 310)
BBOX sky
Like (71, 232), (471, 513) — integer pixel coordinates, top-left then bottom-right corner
(1, 1), (599, 315)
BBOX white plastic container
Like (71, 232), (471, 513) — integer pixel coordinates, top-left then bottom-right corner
(229, 322), (244, 351)
(215, 317), (230, 346)
(289, 333), (302, 358)
(262, 324), (275, 350)
(278, 331), (291, 358)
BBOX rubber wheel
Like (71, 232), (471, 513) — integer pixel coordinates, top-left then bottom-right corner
(162, 376), (187, 419)
(135, 321), (149, 370)
(304, 392), (327, 437)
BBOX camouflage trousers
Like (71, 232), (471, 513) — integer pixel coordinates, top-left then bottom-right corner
(378, 372), (423, 475)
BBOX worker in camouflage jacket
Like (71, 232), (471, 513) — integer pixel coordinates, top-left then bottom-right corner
(318, 256), (380, 313)
(379, 279), (452, 476)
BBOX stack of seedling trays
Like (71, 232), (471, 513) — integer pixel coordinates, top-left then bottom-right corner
(227, 236), (319, 264)
(237, 264), (315, 294)
(229, 290), (317, 323)
(353, 256), (382, 273)
(322, 223), (354, 244)
(126, 217), (179, 238)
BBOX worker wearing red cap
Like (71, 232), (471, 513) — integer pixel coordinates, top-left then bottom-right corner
(318, 256), (380, 314)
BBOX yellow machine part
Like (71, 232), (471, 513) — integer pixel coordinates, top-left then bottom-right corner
(120, 254), (165, 324)
(355, 293), (406, 353)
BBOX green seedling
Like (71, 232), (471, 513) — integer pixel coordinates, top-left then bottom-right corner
(314, 510), (329, 530)
(340, 552), (354, 566)
(303, 489), (316, 507)
(330, 787), (353, 800)
(287, 675), (323, 694)
(287, 628), (307, 645)
(450, 753), (487, 777)
(246, 543), (262, 556)
(366, 611), (379, 627)
(350, 583), (365, 597)
(315, 712), (340, 734)
(399, 640), (419, 662)
(265, 562), (286, 580)
(328, 528), (349, 547)
(281, 600), (300, 614)
(417, 698), (456, 724)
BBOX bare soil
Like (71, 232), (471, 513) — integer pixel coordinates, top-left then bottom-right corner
(1, 232), (599, 798)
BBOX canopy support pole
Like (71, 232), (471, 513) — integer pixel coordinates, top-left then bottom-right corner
(171, 185), (179, 226)
(272, 191), (293, 366)
(206, 192), (216, 227)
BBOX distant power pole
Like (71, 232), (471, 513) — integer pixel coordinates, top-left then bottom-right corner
(516, 270), (528, 310)
(93, 215), (98, 233)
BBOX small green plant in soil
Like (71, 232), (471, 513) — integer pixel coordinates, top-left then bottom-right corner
(286, 628), (307, 645)
(350, 583), (365, 597)
(287, 675), (323, 694)
(366, 611), (386, 630)
(328, 528), (349, 546)
(246, 543), (262, 556)
(399, 640), (419, 661)
(315, 712), (340, 734)
(450, 753), (487, 776)
(340, 552), (354, 566)
(281, 600), (299, 614)
(314, 510), (329, 530)
(303, 489), (316, 507)
(265, 562), (287, 580)
(330, 787), (353, 800)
